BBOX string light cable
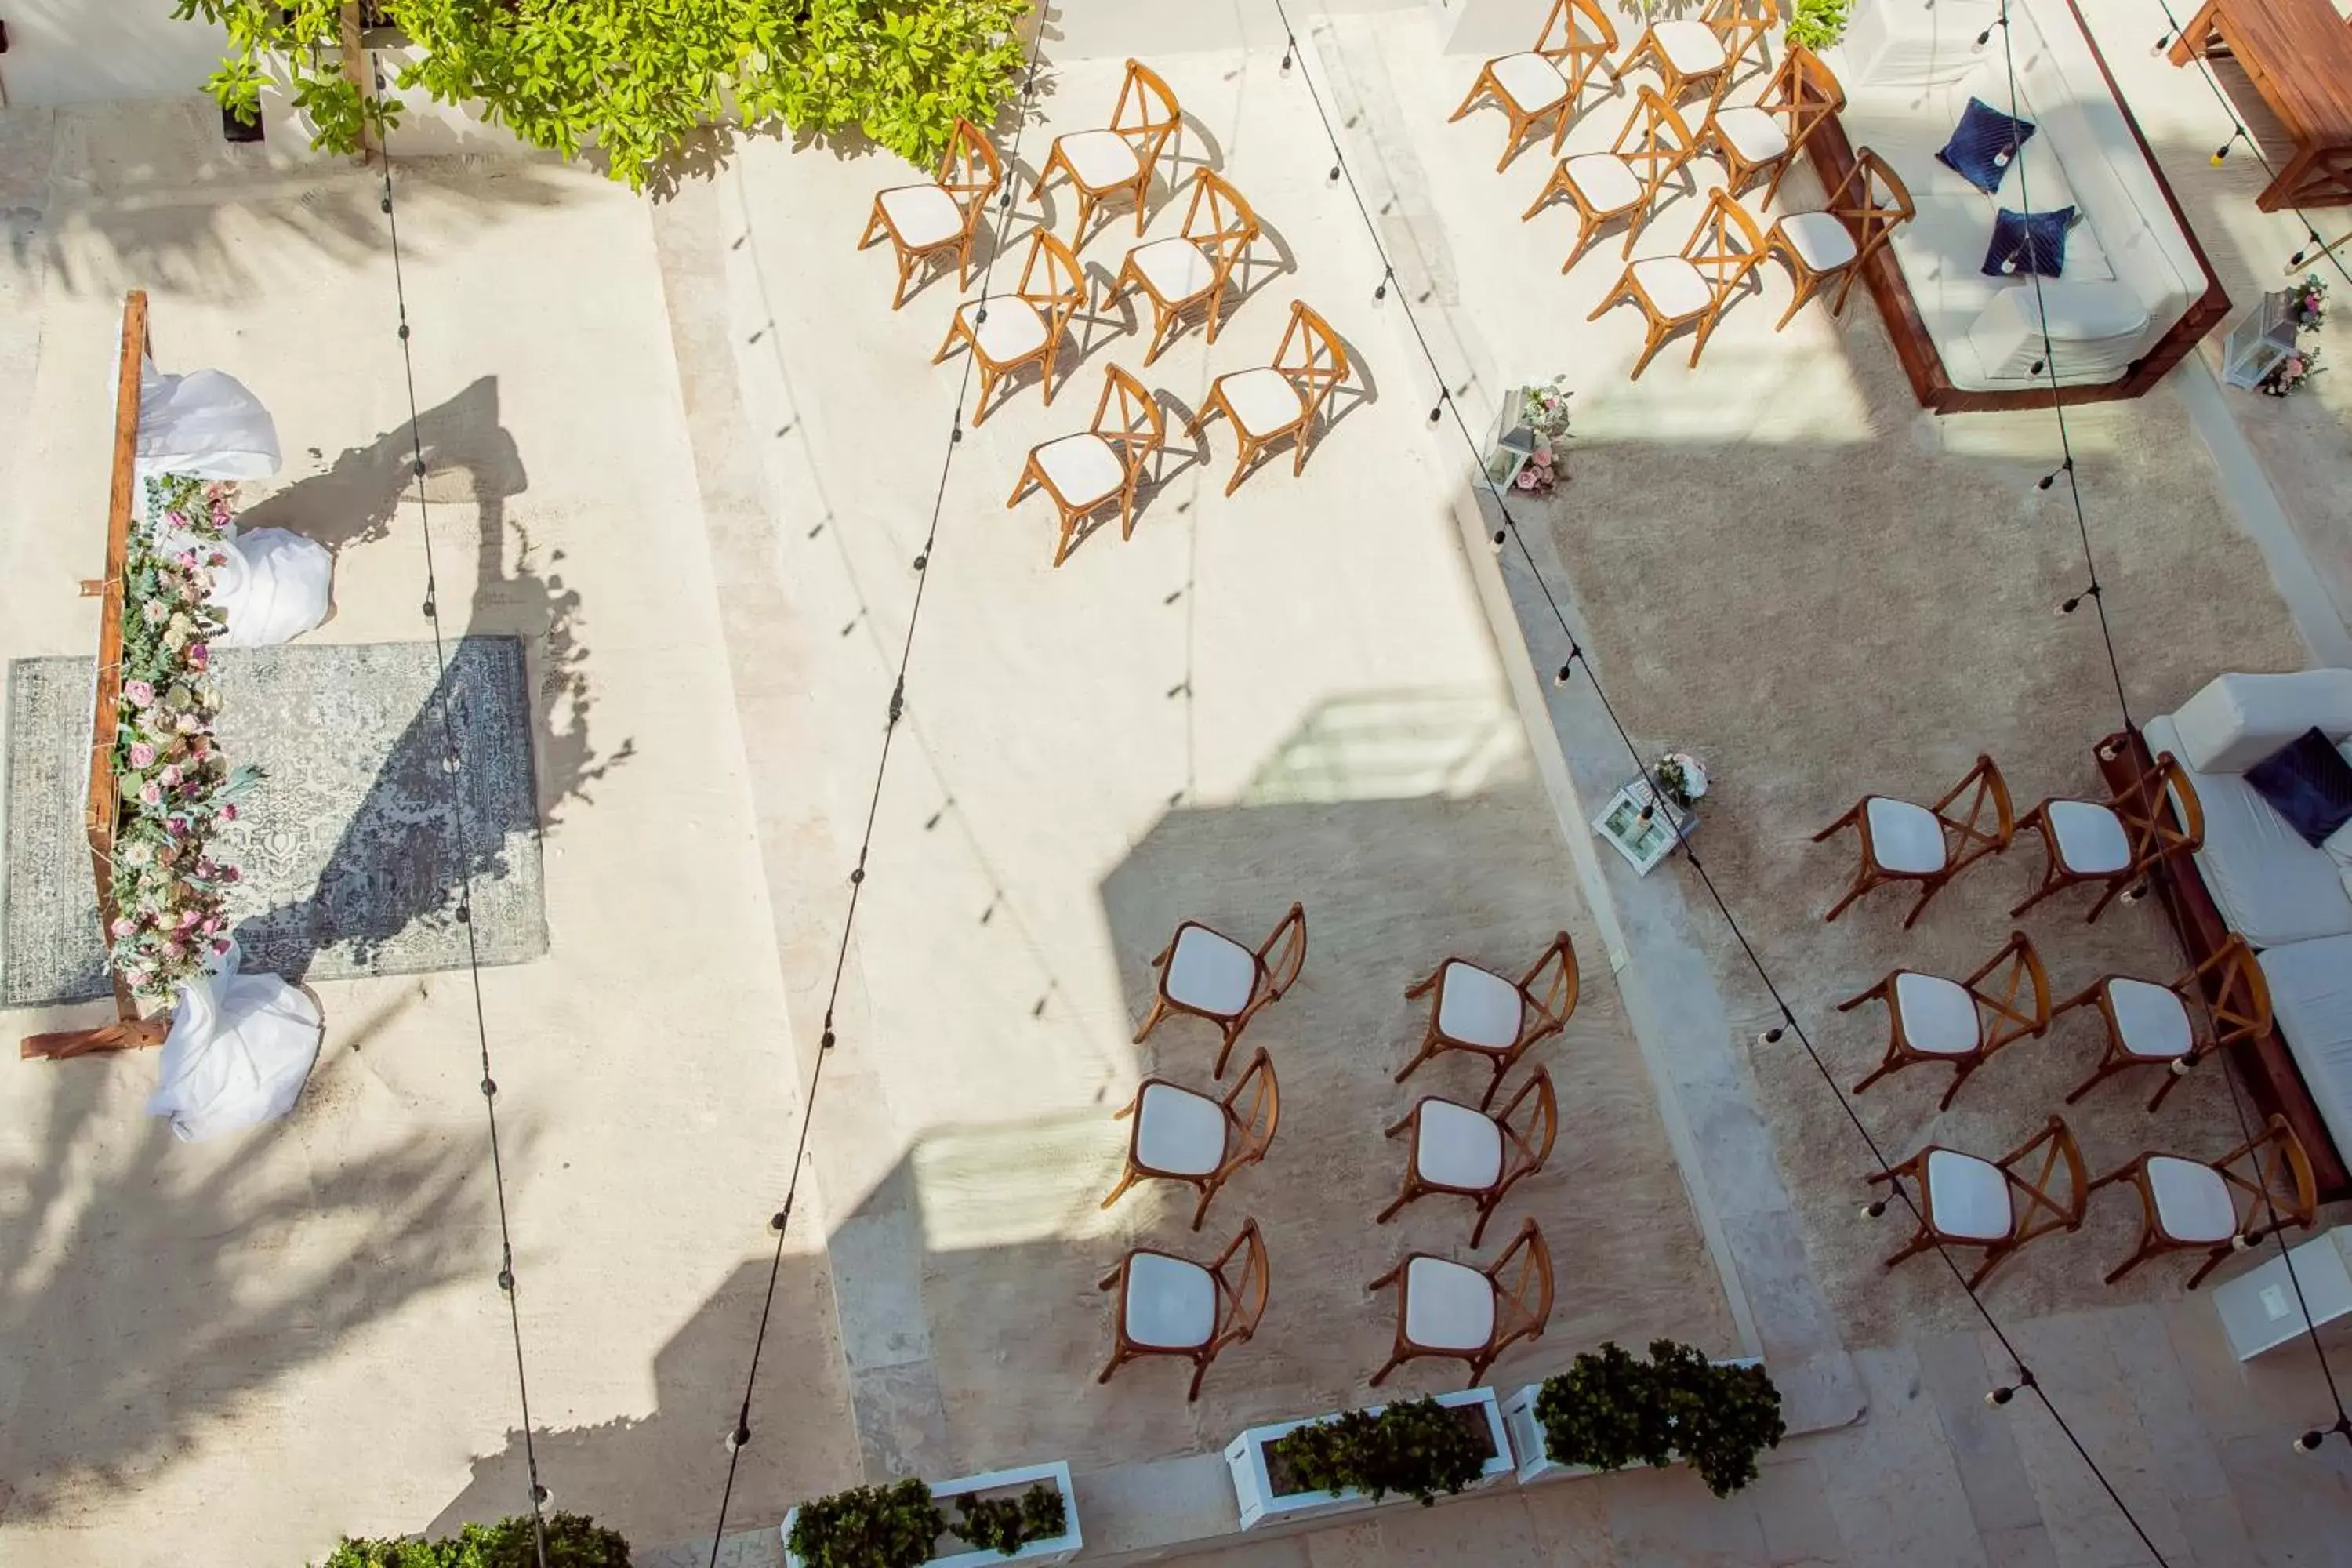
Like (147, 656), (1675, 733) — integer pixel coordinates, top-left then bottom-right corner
(367, 55), (552, 1568)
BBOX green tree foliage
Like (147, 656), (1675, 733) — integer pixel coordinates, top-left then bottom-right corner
(1269, 1397), (1492, 1507)
(172, 0), (1029, 191)
(314, 1511), (630, 1568)
(1534, 1338), (1788, 1498)
(1785, 0), (1853, 51)
(786, 1479), (946, 1568)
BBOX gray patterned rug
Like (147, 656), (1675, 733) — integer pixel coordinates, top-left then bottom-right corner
(2, 637), (547, 1007)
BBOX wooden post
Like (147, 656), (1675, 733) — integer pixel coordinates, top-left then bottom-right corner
(339, 2), (379, 166)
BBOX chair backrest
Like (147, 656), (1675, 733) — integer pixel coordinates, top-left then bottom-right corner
(2176, 935), (2272, 1047)
(1962, 931), (2051, 1052)
(1517, 931), (1580, 1030)
(1750, 43), (1844, 151)
(2216, 1116), (2317, 1237)
(1220, 1049), (1281, 1170)
(1611, 85), (1698, 198)
(1700, 0), (1778, 73)
(1493, 1068), (1559, 1181)
(1016, 229), (1087, 327)
(1091, 363), (1167, 459)
(1254, 902), (1308, 1002)
(1995, 1115), (2088, 1243)
(2114, 752), (2205, 871)
(1112, 59), (1182, 178)
(1535, 0), (1620, 86)
(1930, 753), (2016, 860)
(1680, 190), (1768, 303)
(1827, 149), (1915, 266)
(1207, 1219), (1272, 1351)
(1485, 1218), (1555, 1349)
(935, 117), (1004, 229)
(1271, 303), (1350, 424)
(1180, 169), (1261, 282)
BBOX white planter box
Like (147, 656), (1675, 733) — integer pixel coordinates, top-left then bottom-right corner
(1225, 1386), (1514, 1531)
(1503, 1358), (1765, 1486)
(782, 1460), (1081, 1567)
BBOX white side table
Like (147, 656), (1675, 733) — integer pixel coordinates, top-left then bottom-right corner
(2212, 1228), (2352, 1360)
(1592, 778), (1693, 876)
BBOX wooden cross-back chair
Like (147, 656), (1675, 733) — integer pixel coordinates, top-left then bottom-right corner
(1839, 931), (2051, 1112)
(1105, 169), (1260, 365)
(2053, 937), (2270, 1112)
(1621, 0), (1775, 105)
(1369, 1218), (1553, 1388)
(1868, 1115), (2087, 1290)
(1813, 754), (2014, 927)
(1192, 300), (1348, 495)
(1378, 1067), (1558, 1247)
(1036, 58), (1181, 245)
(1521, 85), (1697, 271)
(1097, 1218), (1270, 1400)
(933, 228), (1084, 426)
(2009, 753), (2205, 923)
(1586, 187), (1766, 379)
(1766, 147), (1913, 328)
(2090, 1116), (2315, 1288)
(1396, 932), (1577, 1109)
(1102, 1048), (1281, 1230)
(1698, 42), (1843, 208)
(1008, 363), (1167, 567)
(1134, 902), (1307, 1078)
(1448, 0), (1623, 171)
(857, 118), (1004, 309)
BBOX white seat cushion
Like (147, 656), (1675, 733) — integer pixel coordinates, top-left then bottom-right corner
(2147, 1155), (2236, 1243)
(1926, 1149), (2013, 1240)
(1864, 796), (1947, 876)
(2258, 936), (2352, 1165)
(1404, 1256), (1497, 1350)
(1414, 1098), (1506, 1189)
(1218, 367), (1308, 437)
(1652, 20), (1727, 73)
(959, 299), (1049, 363)
(1564, 153), (1644, 212)
(1059, 129), (1142, 188)
(2048, 799), (2131, 874)
(879, 183), (965, 248)
(1134, 1082), (1226, 1175)
(1490, 51), (1570, 111)
(1437, 961), (1525, 1049)
(1123, 1250), (1218, 1348)
(1893, 971), (1981, 1055)
(2143, 715), (2352, 947)
(1711, 105), (1788, 162)
(1033, 433), (1124, 507)
(1131, 236), (1218, 303)
(1165, 924), (1259, 1015)
(2105, 978), (2192, 1060)
(1630, 256), (1713, 319)
(1777, 210), (1858, 273)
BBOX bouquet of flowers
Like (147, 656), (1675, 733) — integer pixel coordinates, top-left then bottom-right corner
(2289, 273), (2328, 333)
(1653, 751), (1710, 812)
(107, 475), (257, 1003)
(1513, 376), (1574, 495)
(2259, 344), (2321, 397)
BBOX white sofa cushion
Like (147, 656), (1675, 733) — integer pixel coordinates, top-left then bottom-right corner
(2169, 670), (2352, 774)
(2144, 716), (2352, 946)
(2257, 935), (2352, 1171)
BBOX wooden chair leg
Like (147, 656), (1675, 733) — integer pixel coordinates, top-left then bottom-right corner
(1448, 73), (1490, 124)
(2065, 1054), (2129, 1105)
(2104, 1234), (2158, 1286)
(2146, 1058), (2195, 1112)
(1469, 1196), (1501, 1249)
(1375, 1185), (1415, 1225)
(1369, 1352), (1404, 1388)
(1628, 321), (1671, 380)
(1835, 979), (1887, 1013)
(1187, 1356), (1211, 1401)
(1223, 437), (1259, 497)
(1830, 260), (1865, 314)
(2008, 867), (2067, 920)
(1936, 1059), (1980, 1113)
(1759, 155), (1794, 208)
(858, 208), (886, 249)
(1369, 1262), (1404, 1293)
(1096, 1351), (1122, 1385)
(1394, 1032), (1443, 1084)
(1965, 1243), (2013, 1291)
(2083, 876), (2130, 925)
(1119, 481), (1138, 543)
(1213, 1022), (1243, 1080)
(1563, 212), (1601, 274)
(1189, 1182), (1216, 1232)
(932, 318), (961, 364)
(1811, 803), (1861, 842)
(1850, 1054), (1902, 1097)
(1822, 868), (1878, 924)
(1774, 270), (1818, 331)
(1882, 1231), (1936, 1270)
(971, 365), (1002, 426)
(1132, 996), (1171, 1045)
(1007, 466), (1035, 507)
(1405, 967), (1442, 1000)
(2185, 1247), (2232, 1290)
(1478, 1054), (1512, 1111)
(1101, 1167), (1139, 1210)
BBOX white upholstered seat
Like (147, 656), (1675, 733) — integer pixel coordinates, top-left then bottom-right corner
(1893, 971), (1981, 1055)
(2048, 800), (2131, 873)
(1864, 797), (1947, 874)
(2105, 978), (2193, 1059)
(1058, 129), (1142, 187)
(956, 299), (1050, 362)
(1925, 1149), (2013, 1240)
(1218, 368), (1308, 436)
(1134, 1083), (1226, 1175)
(1777, 211), (1859, 272)
(1491, 51), (1570, 110)
(1033, 433), (1124, 506)
(1437, 961), (1525, 1048)
(1123, 1250), (1218, 1347)
(1712, 106), (1788, 162)
(2147, 1156), (2236, 1243)
(1652, 20), (1728, 72)
(879, 184), (964, 247)
(1131, 236), (1218, 302)
(1630, 256), (1714, 318)
(1166, 925), (1259, 1014)
(1563, 154), (1645, 210)
(1403, 1256), (1497, 1349)
(1414, 1099), (1506, 1189)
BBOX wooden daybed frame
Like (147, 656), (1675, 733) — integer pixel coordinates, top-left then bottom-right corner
(20, 291), (174, 1062)
(2097, 726), (2352, 1203)
(1802, 0), (2232, 415)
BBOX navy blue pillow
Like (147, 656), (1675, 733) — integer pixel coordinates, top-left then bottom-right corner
(1981, 207), (2074, 278)
(1937, 98), (2037, 194)
(2245, 727), (2352, 848)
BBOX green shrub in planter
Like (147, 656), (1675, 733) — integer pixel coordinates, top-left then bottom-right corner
(788, 1479), (946, 1568)
(314, 1511), (629, 1567)
(952, 1483), (1067, 1555)
(1269, 1396), (1490, 1507)
(1534, 1340), (1785, 1498)
(1786, 0), (1853, 50)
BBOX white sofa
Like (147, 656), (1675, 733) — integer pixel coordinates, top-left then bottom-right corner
(1820, 0), (2206, 390)
(2144, 671), (2352, 1162)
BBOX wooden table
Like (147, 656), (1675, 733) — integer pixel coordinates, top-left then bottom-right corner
(2169, 0), (2352, 209)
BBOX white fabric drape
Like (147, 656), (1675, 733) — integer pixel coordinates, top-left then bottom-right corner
(143, 940), (323, 1142)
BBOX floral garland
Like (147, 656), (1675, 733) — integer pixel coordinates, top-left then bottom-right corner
(107, 475), (256, 1002)
(2260, 274), (2328, 397)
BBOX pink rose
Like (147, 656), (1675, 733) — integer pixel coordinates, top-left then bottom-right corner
(163, 940), (186, 960)
(140, 782), (162, 806)
(160, 765), (181, 787)
(221, 802), (239, 822)
(188, 644), (210, 668)
(111, 917), (136, 938)
(221, 866), (239, 882)
(125, 680), (156, 708)
(169, 816), (190, 837)
(129, 742), (156, 768)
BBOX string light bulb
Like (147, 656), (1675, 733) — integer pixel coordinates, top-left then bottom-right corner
(1554, 662), (1574, 686)
(2212, 140), (2233, 165)
(2152, 29), (2173, 51)
(1756, 1026), (1784, 1046)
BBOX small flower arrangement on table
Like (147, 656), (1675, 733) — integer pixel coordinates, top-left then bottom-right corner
(2289, 273), (2328, 332)
(1653, 751), (1710, 812)
(107, 475), (257, 1004)
(1512, 376), (1575, 496)
(2259, 343), (2321, 397)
